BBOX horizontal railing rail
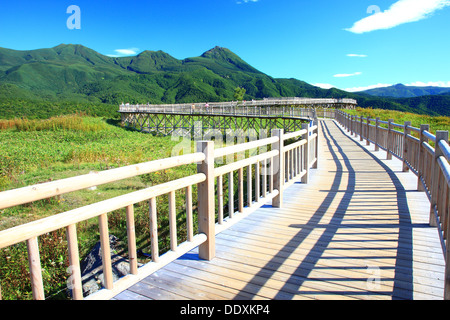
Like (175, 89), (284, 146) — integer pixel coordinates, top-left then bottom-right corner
(0, 121), (319, 300)
(120, 105), (328, 119)
(335, 110), (450, 300)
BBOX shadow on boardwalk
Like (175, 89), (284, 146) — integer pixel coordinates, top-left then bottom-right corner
(236, 120), (413, 299)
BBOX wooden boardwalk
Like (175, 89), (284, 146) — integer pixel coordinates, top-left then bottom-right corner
(113, 119), (445, 300)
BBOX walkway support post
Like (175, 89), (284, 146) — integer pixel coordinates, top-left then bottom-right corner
(27, 237), (45, 300)
(387, 119), (394, 160)
(271, 129), (284, 208)
(313, 120), (318, 169)
(302, 123), (310, 184)
(402, 121), (412, 172)
(417, 124), (430, 191)
(366, 118), (370, 146)
(359, 116), (363, 141)
(197, 141), (215, 260)
(375, 117), (380, 152)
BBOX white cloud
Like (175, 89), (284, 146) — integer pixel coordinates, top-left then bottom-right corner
(406, 81), (450, 87)
(107, 47), (140, 57)
(347, 54), (367, 58)
(344, 83), (392, 92)
(313, 83), (336, 89)
(333, 72), (362, 78)
(237, 0), (259, 4)
(346, 0), (450, 34)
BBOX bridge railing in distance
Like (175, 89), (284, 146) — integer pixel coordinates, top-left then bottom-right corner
(120, 104), (314, 118)
(0, 123), (319, 300)
(335, 110), (450, 300)
(119, 98), (356, 115)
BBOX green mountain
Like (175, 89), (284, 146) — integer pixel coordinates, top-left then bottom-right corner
(360, 83), (450, 98)
(0, 44), (449, 118)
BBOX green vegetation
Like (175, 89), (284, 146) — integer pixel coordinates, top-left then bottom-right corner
(0, 115), (199, 299)
(233, 86), (246, 101)
(346, 107), (450, 134)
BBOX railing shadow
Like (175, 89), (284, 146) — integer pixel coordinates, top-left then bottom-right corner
(235, 120), (356, 299)
(332, 120), (413, 300)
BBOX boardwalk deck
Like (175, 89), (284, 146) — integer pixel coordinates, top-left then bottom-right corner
(112, 119), (445, 300)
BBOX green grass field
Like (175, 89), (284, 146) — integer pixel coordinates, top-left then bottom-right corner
(0, 115), (199, 299)
(346, 107), (450, 134)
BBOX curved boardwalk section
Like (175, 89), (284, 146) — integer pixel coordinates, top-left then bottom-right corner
(113, 119), (445, 300)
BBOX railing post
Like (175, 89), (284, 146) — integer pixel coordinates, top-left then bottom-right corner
(271, 129), (284, 208)
(313, 121), (318, 169)
(387, 119), (394, 160)
(375, 117), (380, 151)
(197, 141), (215, 260)
(366, 118), (370, 146)
(66, 224), (83, 300)
(402, 121), (412, 172)
(98, 213), (114, 290)
(302, 123), (310, 184)
(360, 116), (363, 141)
(417, 124), (430, 191)
(429, 131), (449, 227)
(350, 115), (354, 135)
(27, 237), (45, 300)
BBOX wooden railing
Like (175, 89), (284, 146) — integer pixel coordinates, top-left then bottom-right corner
(0, 123), (319, 300)
(119, 97), (356, 115)
(335, 110), (450, 300)
(119, 102), (348, 120)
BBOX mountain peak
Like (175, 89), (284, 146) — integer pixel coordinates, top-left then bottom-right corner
(201, 46), (234, 58)
(199, 46), (262, 74)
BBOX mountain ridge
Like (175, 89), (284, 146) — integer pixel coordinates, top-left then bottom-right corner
(0, 44), (449, 118)
(359, 83), (450, 98)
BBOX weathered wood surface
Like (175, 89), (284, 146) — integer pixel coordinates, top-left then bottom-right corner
(113, 119), (445, 300)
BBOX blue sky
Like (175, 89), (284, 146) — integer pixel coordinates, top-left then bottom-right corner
(1, 0), (449, 92)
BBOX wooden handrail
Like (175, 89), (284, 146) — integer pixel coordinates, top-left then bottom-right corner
(214, 136), (278, 158)
(0, 152), (205, 210)
(0, 174), (206, 249)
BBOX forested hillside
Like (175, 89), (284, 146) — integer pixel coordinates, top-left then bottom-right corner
(1, 44), (449, 118)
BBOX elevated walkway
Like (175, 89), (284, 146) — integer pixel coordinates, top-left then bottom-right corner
(113, 120), (445, 300)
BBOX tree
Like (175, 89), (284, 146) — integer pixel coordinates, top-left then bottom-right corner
(233, 86), (246, 102)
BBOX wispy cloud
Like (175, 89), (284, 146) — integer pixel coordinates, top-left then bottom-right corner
(333, 72), (362, 78)
(236, 0), (259, 4)
(407, 80), (450, 87)
(346, 0), (450, 34)
(344, 83), (392, 92)
(107, 47), (140, 57)
(347, 54), (367, 58)
(313, 83), (336, 89)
